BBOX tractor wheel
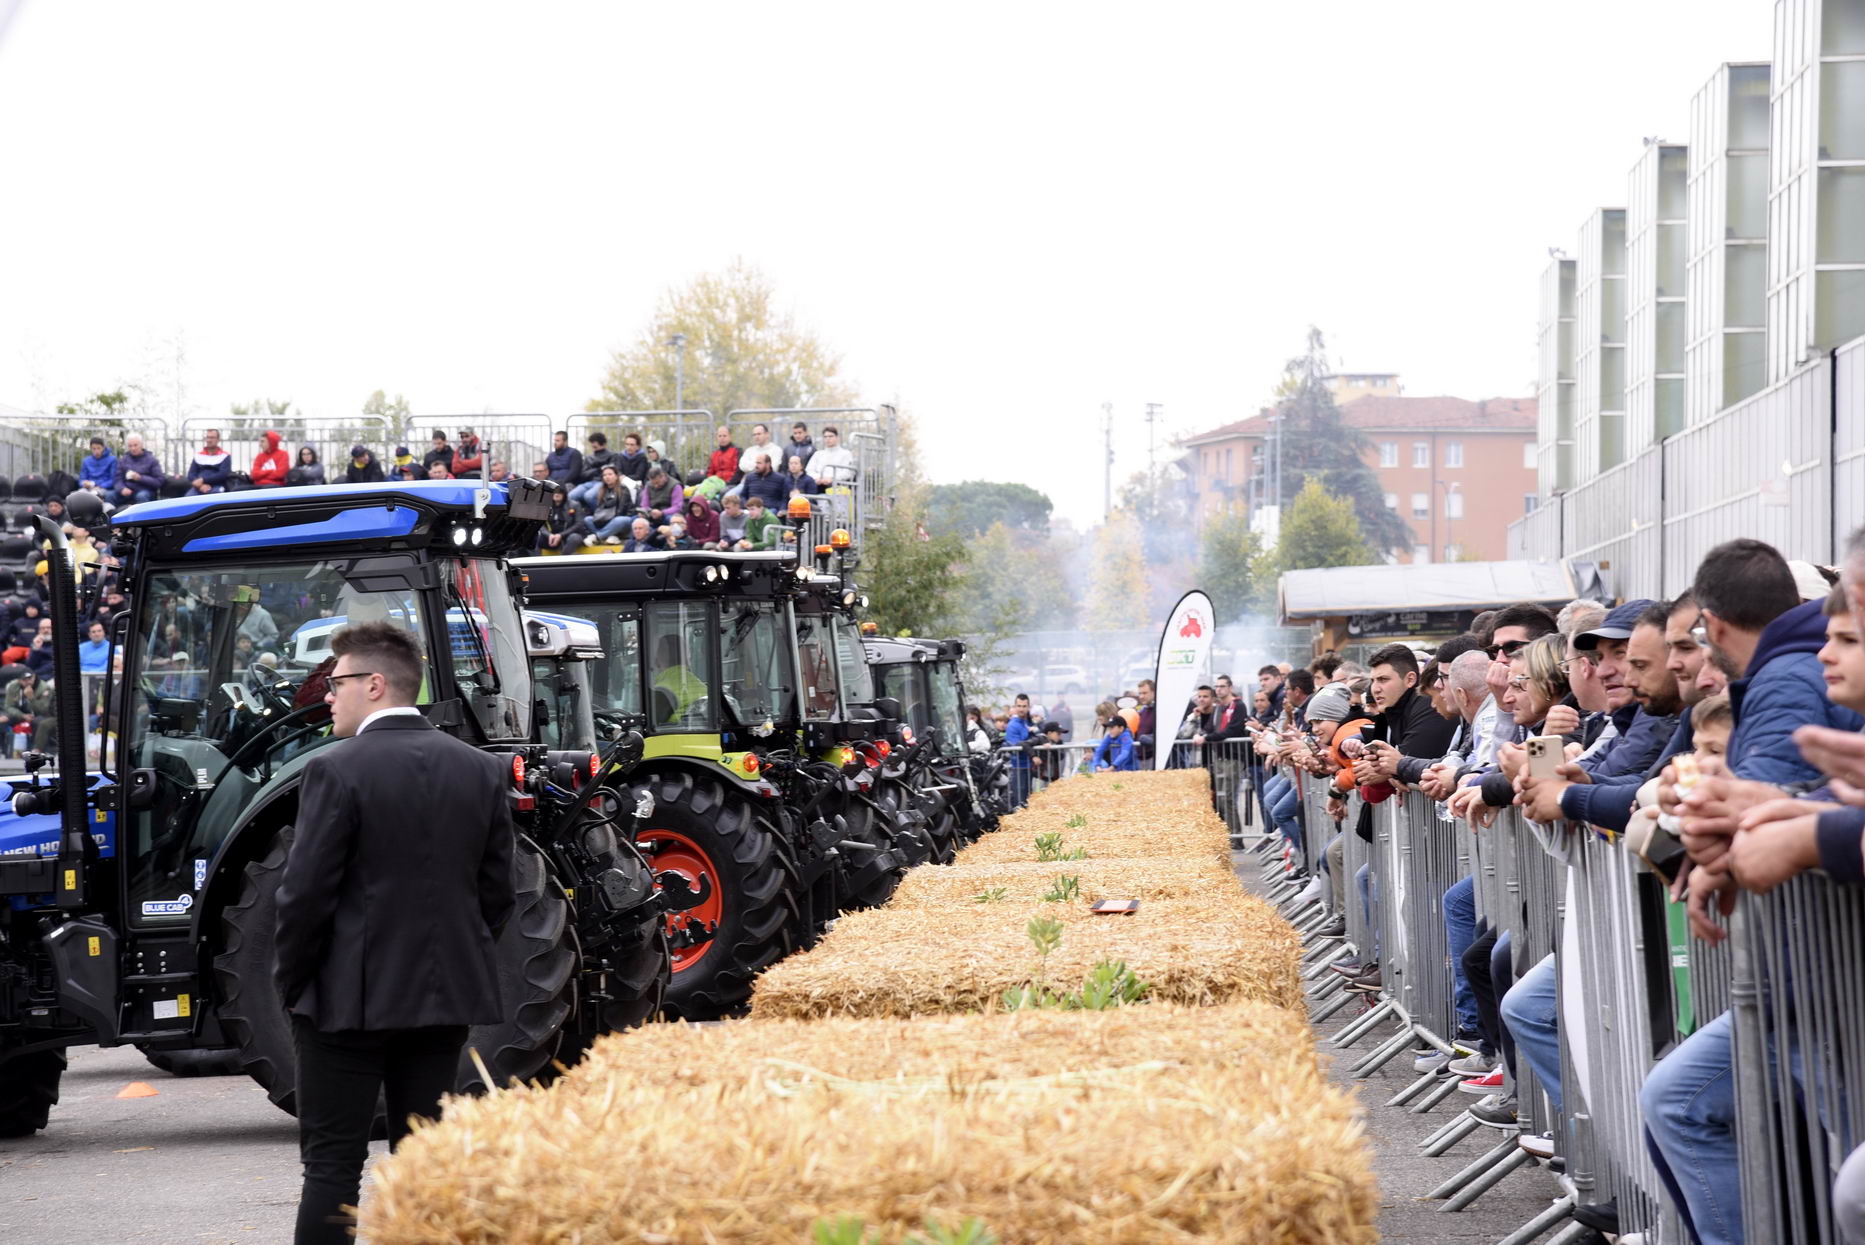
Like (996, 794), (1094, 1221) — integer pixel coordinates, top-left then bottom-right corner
(142, 1045), (245, 1077)
(634, 771), (795, 1021)
(215, 828), (577, 1119)
(0, 1047), (64, 1138)
(835, 791), (907, 909)
(869, 779), (933, 869)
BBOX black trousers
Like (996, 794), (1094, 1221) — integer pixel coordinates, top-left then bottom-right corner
(290, 1015), (467, 1245)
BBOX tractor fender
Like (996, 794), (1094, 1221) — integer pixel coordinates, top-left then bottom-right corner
(187, 770), (310, 956)
(631, 755), (781, 802)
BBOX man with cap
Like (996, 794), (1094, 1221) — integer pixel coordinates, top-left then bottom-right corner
(343, 445), (385, 484)
(453, 428), (485, 479)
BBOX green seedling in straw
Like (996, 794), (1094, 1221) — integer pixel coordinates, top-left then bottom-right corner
(973, 887), (1008, 904)
(1073, 959), (1149, 1010)
(1041, 875), (1081, 903)
(908, 1219), (1000, 1245)
(1064, 813), (1087, 829)
(811, 1216), (874, 1245)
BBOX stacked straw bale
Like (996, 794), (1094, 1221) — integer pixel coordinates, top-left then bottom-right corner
(361, 1004), (1378, 1244)
(751, 769), (1300, 1019)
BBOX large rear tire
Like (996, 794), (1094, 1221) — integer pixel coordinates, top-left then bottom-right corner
(635, 770), (795, 1021)
(0, 1047), (64, 1138)
(214, 828), (577, 1119)
(835, 790), (908, 909)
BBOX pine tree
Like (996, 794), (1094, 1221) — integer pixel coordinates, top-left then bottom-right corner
(1273, 478), (1377, 572)
(1198, 510), (1264, 623)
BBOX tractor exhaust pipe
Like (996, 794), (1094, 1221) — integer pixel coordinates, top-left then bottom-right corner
(32, 507), (95, 909)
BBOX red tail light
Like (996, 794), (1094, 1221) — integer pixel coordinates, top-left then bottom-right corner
(511, 755), (525, 787)
(875, 741), (892, 758)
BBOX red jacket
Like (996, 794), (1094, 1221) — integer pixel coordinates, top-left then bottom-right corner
(707, 445), (740, 481)
(252, 431), (290, 488)
(453, 436), (485, 477)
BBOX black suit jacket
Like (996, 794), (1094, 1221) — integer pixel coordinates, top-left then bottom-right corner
(273, 715), (516, 1031)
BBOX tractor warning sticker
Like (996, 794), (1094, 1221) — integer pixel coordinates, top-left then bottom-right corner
(193, 859), (207, 891)
(140, 894), (195, 918)
(152, 994), (191, 1020)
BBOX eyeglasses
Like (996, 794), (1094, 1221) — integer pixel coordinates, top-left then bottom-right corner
(1689, 610), (1712, 648)
(326, 671), (380, 689)
(1557, 656), (1590, 674)
(1507, 675), (1531, 689)
(1486, 639), (1529, 660)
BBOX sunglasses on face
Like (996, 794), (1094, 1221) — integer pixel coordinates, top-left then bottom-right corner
(1486, 639), (1529, 660)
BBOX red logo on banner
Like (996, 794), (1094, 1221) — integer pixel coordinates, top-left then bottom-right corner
(1178, 614), (1203, 638)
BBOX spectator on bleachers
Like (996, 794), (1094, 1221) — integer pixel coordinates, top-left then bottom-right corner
(1134, 678), (1157, 764)
(569, 432), (619, 510)
(717, 494), (751, 551)
(684, 498), (721, 550)
(252, 430), (290, 488)
(687, 470), (729, 508)
(546, 431), (582, 486)
(742, 425), (780, 479)
(292, 446), (326, 486)
(744, 496), (779, 548)
(390, 444), (420, 481)
(621, 516), (661, 553)
(532, 479), (573, 554)
(643, 439), (678, 485)
(805, 425), (855, 486)
(184, 428), (232, 494)
(78, 621), (108, 675)
(113, 433), (165, 506)
(453, 428), (484, 479)
(707, 426), (741, 484)
(613, 432), (649, 486)
(780, 454), (820, 498)
(787, 420), (814, 466)
(423, 430), (455, 477)
(344, 445), (385, 484)
(738, 452), (788, 513)
(638, 466), (682, 528)
(564, 467), (633, 547)
(77, 437), (116, 502)
(4, 668), (52, 752)
(486, 459), (509, 483)
(425, 461), (452, 481)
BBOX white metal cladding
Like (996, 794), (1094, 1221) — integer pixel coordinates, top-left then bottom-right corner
(1688, 64), (1733, 427)
(1767, 0), (1818, 385)
(1834, 337), (1865, 555)
(1575, 209), (1629, 483)
(1627, 144), (1689, 450)
(1538, 259), (1578, 495)
(1661, 353), (1834, 595)
(1561, 448), (1662, 598)
(1509, 495), (1564, 563)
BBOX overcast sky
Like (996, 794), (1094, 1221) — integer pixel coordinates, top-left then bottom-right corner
(0, 2), (1771, 525)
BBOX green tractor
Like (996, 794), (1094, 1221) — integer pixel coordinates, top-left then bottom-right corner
(863, 635), (1001, 855)
(0, 480), (670, 1137)
(515, 548), (919, 1020)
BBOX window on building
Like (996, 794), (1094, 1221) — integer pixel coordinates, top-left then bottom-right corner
(1383, 492), (1398, 510)
(1379, 441), (1398, 468)
(1445, 491), (1464, 519)
(1445, 440), (1463, 469)
(1411, 492), (1429, 519)
(1413, 442), (1429, 468)
(1523, 442), (1536, 470)
(1525, 494), (1539, 514)
(1224, 448), (1233, 481)
(1412, 544), (1431, 564)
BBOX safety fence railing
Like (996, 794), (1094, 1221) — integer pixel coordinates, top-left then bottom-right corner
(1253, 764), (1805, 1243)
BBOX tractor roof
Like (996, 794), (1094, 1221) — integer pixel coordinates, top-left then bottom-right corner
(516, 549), (808, 600)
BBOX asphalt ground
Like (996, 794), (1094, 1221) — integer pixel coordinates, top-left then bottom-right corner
(1, 1043), (320, 1243)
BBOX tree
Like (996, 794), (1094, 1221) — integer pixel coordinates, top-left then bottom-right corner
(586, 259), (855, 420)
(1198, 510), (1264, 623)
(224, 398), (306, 442)
(925, 481), (1053, 539)
(1084, 511), (1151, 632)
(863, 485), (970, 641)
(1261, 328), (1411, 553)
(1272, 478), (1377, 573)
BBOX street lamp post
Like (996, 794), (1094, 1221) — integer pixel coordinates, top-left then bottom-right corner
(667, 333), (688, 411)
(1434, 480), (1461, 561)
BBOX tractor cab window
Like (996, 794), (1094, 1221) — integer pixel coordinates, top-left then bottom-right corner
(876, 664), (932, 737)
(927, 660), (965, 752)
(646, 601), (715, 731)
(830, 615), (876, 704)
(123, 557), (435, 928)
(719, 600), (796, 728)
(532, 655), (595, 751)
(440, 557), (531, 742)
(793, 609), (842, 721)
(579, 607), (644, 721)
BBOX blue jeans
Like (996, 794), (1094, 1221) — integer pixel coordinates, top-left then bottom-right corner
(1444, 875), (1478, 1035)
(118, 488), (155, 506)
(1355, 862), (1378, 959)
(582, 515), (632, 541)
(1640, 1010), (1739, 1245)
(1501, 953), (1560, 1111)
(1008, 766), (1031, 809)
(568, 480), (603, 510)
(1265, 774), (1302, 853)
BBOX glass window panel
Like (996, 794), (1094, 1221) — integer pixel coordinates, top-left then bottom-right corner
(1821, 61), (1865, 159)
(646, 600), (715, 731)
(1816, 269), (1865, 351)
(1725, 244), (1767, 326)
(1558, 321), (1576, 377)
(1825, 0), (1865, 54)
(1600, 413), (1625, 469)
(1602, 279), (1626, 343)
(1603, 213), (1627, 275)
(1657, 302), (1687, 373)
(1379, 441), (1398, 467)
(1659, 150), (1689, 217)
(1410, 493), (1428, 518)
(1523, 442), (1536, 469)
(1655, 378), (1685, 439)
(1728, 153), (1768, 238)
(1601, 346), (1626, 409)
(1657, 223), (1687, 296)
(1445, 491), (1464, 519)
(1817, 168), (1865, 263)
(1725, 331), (1766, 405)
(1730, 66), (1771, 149)
(1445, 441), (1463, 468)
(1559, 264), (1576, 312)
(1412, 441), (1430, 467)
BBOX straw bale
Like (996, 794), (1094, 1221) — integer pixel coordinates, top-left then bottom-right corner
(748, 890), (1302, 1019)
(361, 1004), (1377, 1244)
(886, 854), (1236, 910)
(959, 770), (1232, 866)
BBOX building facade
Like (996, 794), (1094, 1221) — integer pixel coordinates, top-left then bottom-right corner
(1184, 390), (1537, 564)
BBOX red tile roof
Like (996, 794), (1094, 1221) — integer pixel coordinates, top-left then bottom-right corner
(1183, 394), (1537, 445)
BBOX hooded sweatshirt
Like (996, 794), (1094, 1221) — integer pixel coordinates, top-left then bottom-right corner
(1728, 598), (1865, 786)
(252, 430), (290, 488)
(79, 445), (117, 490)
(187, 442), (232, 491)
(683, 500), (720, 545)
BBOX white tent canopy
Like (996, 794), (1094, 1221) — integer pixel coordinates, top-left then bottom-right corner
(1279, 559), (1584, 621)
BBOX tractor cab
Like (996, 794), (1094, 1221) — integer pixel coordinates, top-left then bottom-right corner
(523, 609), (604, 752)
(863, 635), (996, 850)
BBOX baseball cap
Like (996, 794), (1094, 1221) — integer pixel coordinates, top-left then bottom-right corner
(1573, 598), (1656, 651)
(350, 444), (367, 457)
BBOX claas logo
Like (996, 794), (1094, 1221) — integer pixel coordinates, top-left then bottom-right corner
(1178, 614), (1204, 639)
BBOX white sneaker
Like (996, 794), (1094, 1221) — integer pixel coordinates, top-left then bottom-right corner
(1296, 878), (1323, 906)
(1517, 1133), (1556, 1160)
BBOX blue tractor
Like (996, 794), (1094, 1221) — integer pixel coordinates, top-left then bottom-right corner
(0, 480), (670, 1136)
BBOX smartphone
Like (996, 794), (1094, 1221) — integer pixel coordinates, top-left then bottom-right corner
(1628, 813), (1689, 886)
(1525, 735), (1563, 782)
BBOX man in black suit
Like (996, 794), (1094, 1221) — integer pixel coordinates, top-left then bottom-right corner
(273, 620), (515, 1245)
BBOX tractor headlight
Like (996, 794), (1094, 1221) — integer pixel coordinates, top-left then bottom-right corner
(716, 564), (731, 580)
(451, 527), (468, 546)
(703, 565), (719, 583)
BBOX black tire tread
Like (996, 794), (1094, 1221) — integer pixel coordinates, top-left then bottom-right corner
(0, 1047), (64, 1137)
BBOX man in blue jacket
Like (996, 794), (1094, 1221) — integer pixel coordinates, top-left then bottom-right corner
(1003, 693), (1034, 808)
(77, 437), (117, 502)
(1638, 540), (1864, 1245)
